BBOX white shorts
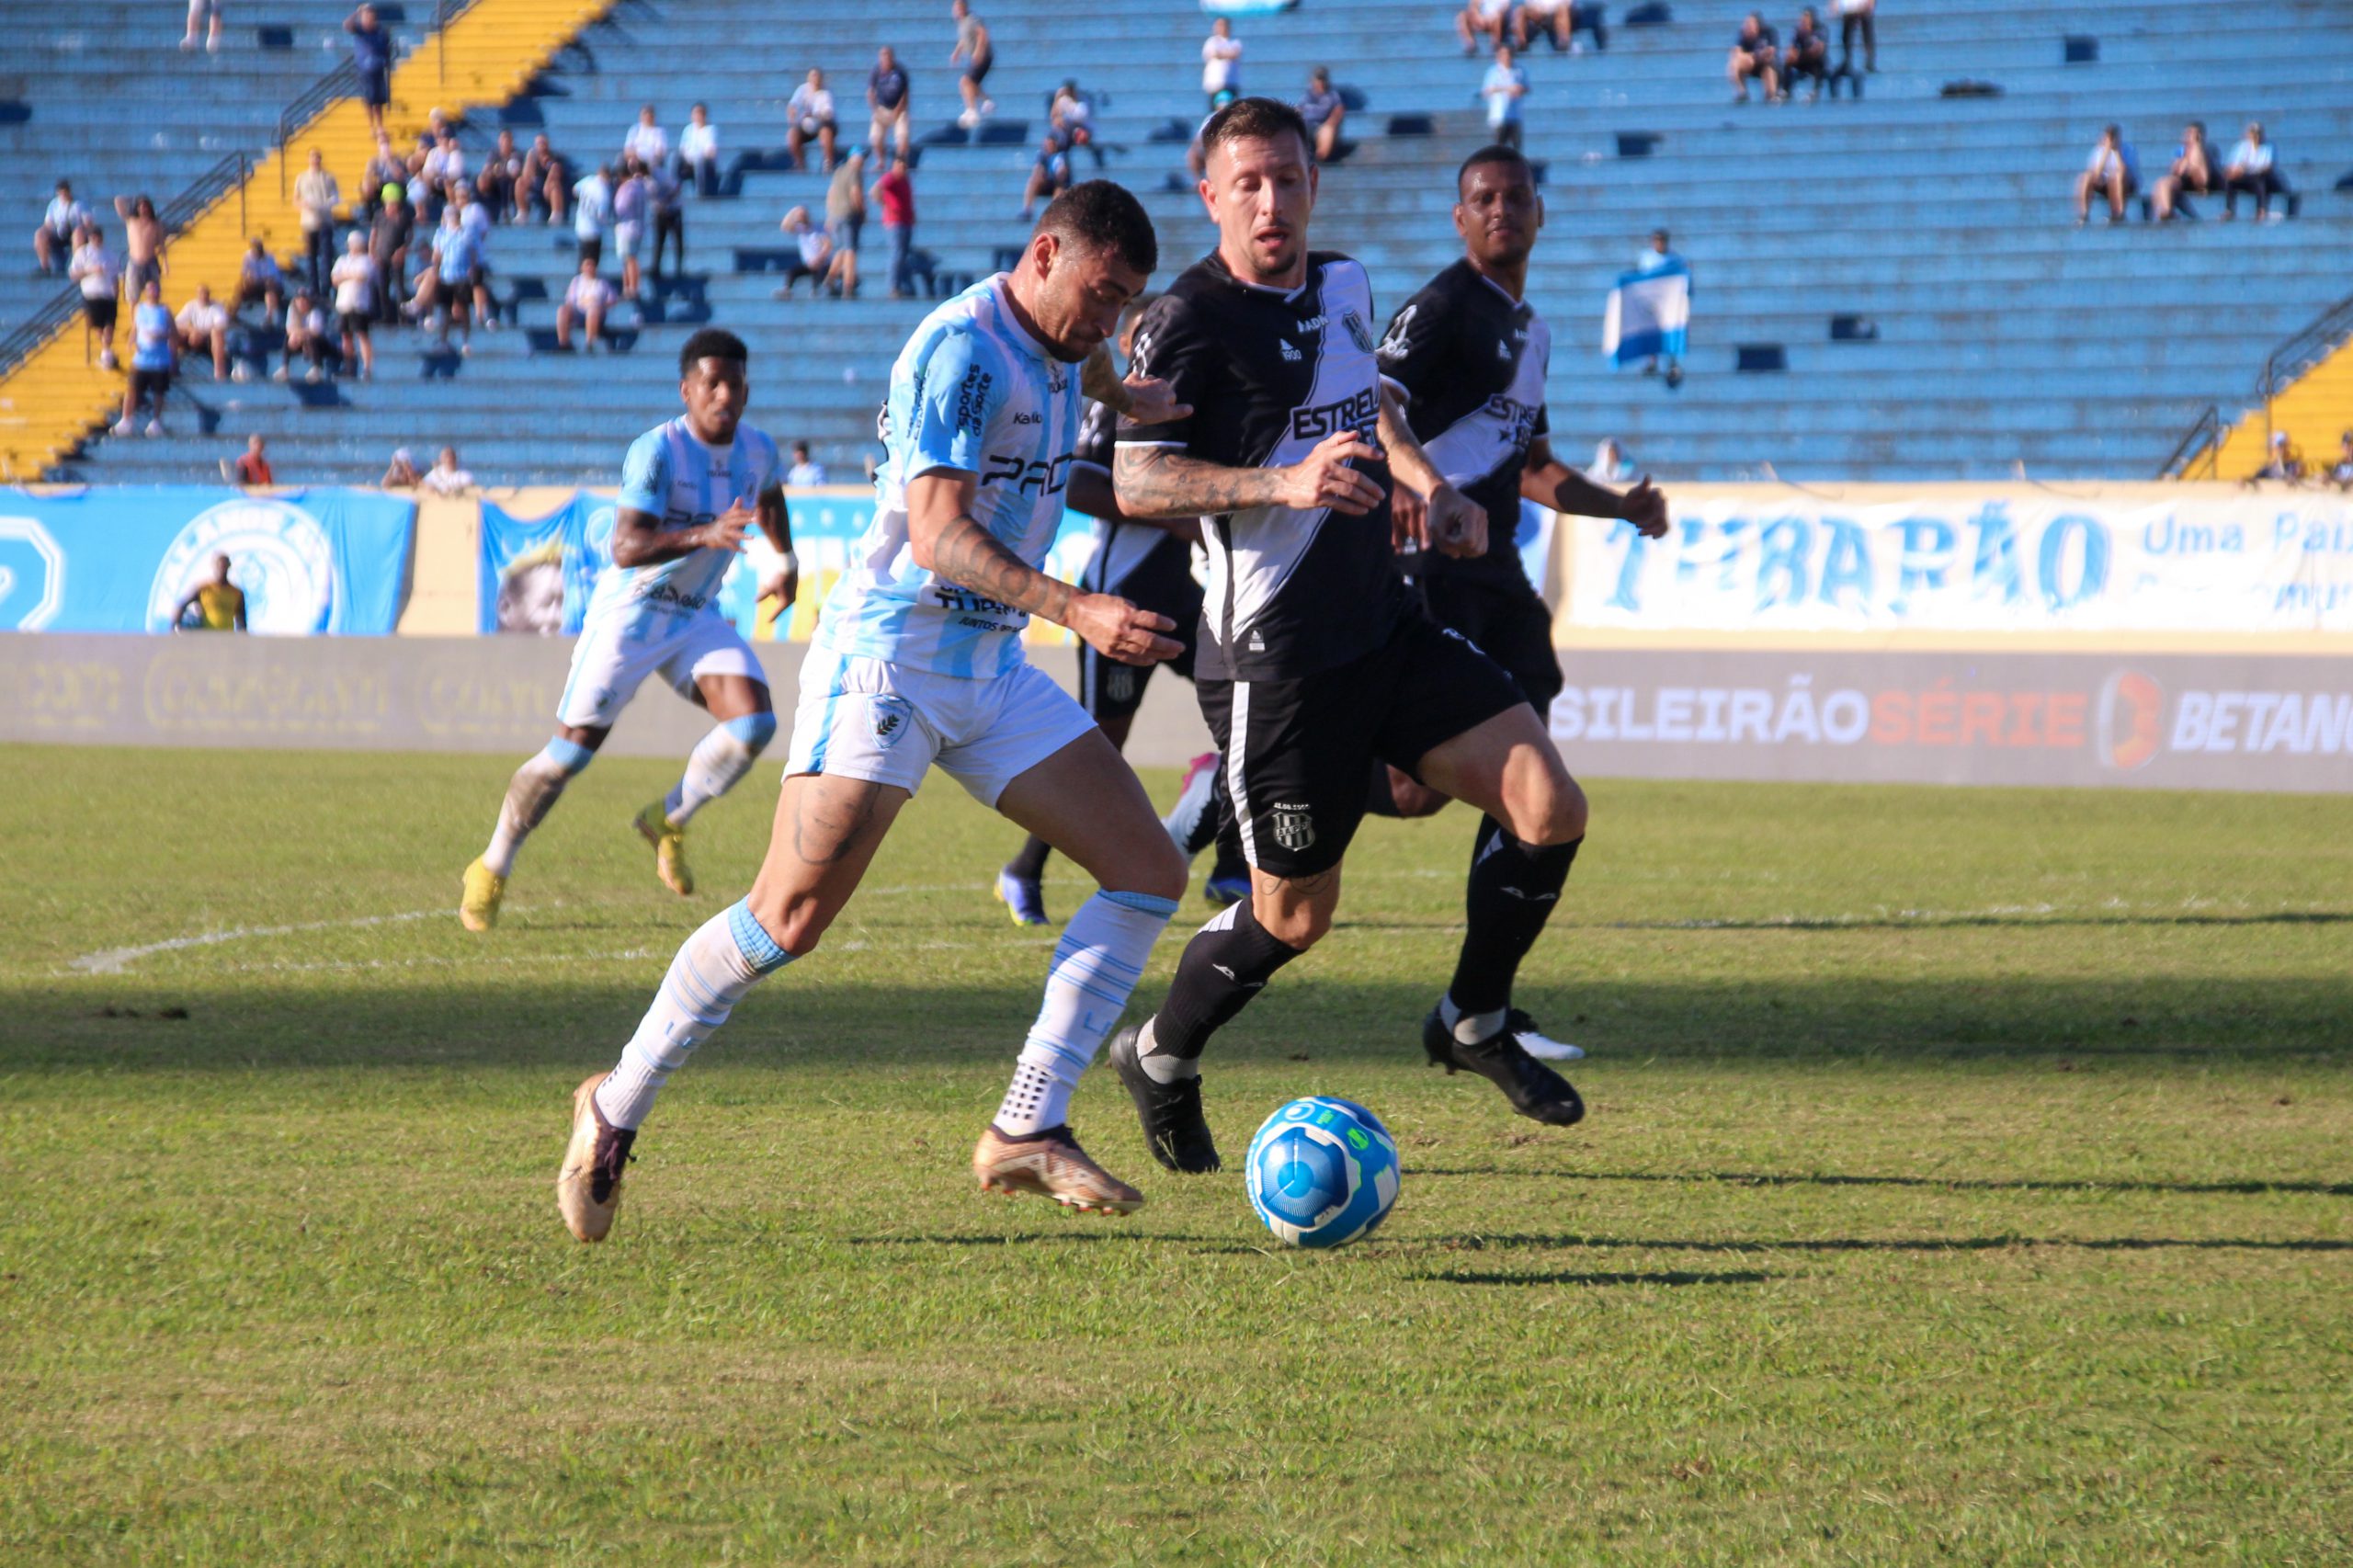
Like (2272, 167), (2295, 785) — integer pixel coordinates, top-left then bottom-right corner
(557, 612), (764, 730)
(785, 645), (1097, 808)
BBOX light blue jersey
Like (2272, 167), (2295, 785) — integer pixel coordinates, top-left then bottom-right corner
(580, 415), (781, 641)
(814, 274), (1083, 678)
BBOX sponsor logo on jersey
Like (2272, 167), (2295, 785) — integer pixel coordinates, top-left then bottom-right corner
(1279, 339), (1302, 362)
(1289, 385), (1381, 442)
(981, 450), (1074, 496)
(954, 365), (994, 433)
(1482, 392), (1542, 450)
(1013, 410), (1042, 425)
(1495, 339), (1514, 361)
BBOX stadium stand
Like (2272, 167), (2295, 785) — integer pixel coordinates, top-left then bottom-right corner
(13, 0), (2352, 486)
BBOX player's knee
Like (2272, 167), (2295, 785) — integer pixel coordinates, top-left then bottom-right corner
(1129, 835), (1188, 904)
(750, 886), (832, 959)
(1525, 774), (1588, 846)
(1255, 892), (1332, 949)
(1391, 777), (1449, 819)
(722, 710), (778, 755)
(542, 735), (597, 776)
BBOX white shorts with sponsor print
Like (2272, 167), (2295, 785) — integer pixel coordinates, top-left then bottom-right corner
(557, 611), (764, 729)
(785, 644), (1097, 808)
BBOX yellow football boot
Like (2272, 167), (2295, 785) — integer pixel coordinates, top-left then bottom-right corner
(633, 801), (694, 896)
(459, 858), (506, 932)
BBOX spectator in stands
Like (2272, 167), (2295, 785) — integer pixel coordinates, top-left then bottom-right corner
(294, 149), (342, 295)
(347, 6), (394, 137)
(825, 149), (866, 297)
(369, 187), (413, 323)
(477, 130), (526, 223)
(279, 288), (337, 381)
(1298, 68), (1347, 163)
(1586, 437), (1634, 482)
(420, 445), (475, 496)
(555, 256), (618, 350)
(951, 1), (996, 128)
(2074, 124), (2139, 225)
(1635, 229), (1685, 383)
(1202, 17), (1244, 108)
(2222, 122), (2290, 222)
(71, 222), (121, 369)
(2330, 431), (2353, 491)
(1518, 0), (1606, 53)
(623, 105), (667, 169)
(1784, 9), (1832, 100)
(520, 135), (568, 224)
(114, 278), (175, 437)
(679, 103), (719, 197)
(776, 206), (835, 299)
(611, 157), (649, 301)
(1482, 45), (1529, 151)
(1020, 131), (1074, 222)
(34, 180), (89, 275)
(381, 446), (420, 487)
(788, 440), (826, 486)
(183, 0), (224, 52)
(2150, 121), (2217, 222)
(788, 69), (839, 173)
(361, 132), (407, 222)
(869, 47), (913, 162)
(2248, 431), (2304, 484)
(1833, 0), (1875, 74)
(649, 157), (685, 278)
(1457, 0), (1511, 54)
(174, 554), (248, 630)
(420, 126), (467, 220)
(410, 205), (477, 351)
(573, 163), (613, 265)
(232, 437), (274, 489)
(455, 183), (497, 331)
(1729, 13), (1779, 103)
(234, 236), (285, 322)
(113, 193), (167, 303)
(874, 153), (917, 299)
(332, 230), (379, 381)
(175, 281), (229, 379)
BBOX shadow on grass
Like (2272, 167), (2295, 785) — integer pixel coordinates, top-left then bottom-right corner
(1603, 912), (2353, 933)
(1418, 1268), (1776, 1288)
(1413, 1168), (2353, 1199)
(1434, 1233), (2353, 1255)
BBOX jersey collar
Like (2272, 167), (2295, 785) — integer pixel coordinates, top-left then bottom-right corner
(1205, 248), (1313, 303)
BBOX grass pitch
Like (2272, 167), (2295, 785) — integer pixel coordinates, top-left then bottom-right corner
(2, 745), (2348, 1564)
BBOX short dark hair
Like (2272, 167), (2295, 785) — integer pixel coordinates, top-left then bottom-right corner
(679, 328), (748, 375)
(1200, 97), (1312, 165)
(1457, 143), (1533, 194)
(1038, 179), (1157, 275)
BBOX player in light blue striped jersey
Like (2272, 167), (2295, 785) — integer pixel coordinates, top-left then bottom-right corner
(558, 183), (1201, 1242)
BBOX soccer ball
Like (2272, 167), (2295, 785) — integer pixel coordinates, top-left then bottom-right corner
(1244, 1096), (1402, 1249)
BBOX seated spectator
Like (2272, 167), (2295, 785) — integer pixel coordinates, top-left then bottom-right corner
(34, 180), (89, 275)
(231, 436), (274, 488)
(420, 445), (476, 496)
(787, 440), (826, 486)
(1048, 80), (1095, 138)
(2074, 124), (2139, 225)
(1457, 0), (1511, 54)
(362, 131), (407, 221)
(234, 235), (286, 321)
(114, 278), (176, 437)
(868, 46), (913, 161)
(1202, 17), (1244, 107)
(788, 69), (839, 173)
(519, 134), (569, 223)
(416, 127), (467, 222)
(174, 281), (230, 379)
(622, 105), (667, 169)
(2222, 121), (2291, 221)
(555, 256), (618, 350)
(2330, 431), (2353, 491)
(2150, 122), (2217, 222)
(825, 150), (866, 298)
(1586, 437), (1633, 482)
(70, 222), (122, 369)
(1298, 68), (1347, 162)
(679, 103), (720, 197)
(369, 187), (414, 323)
(476, 130), (527, 223)
(381, 446), (421, 487)
(1482, 44), (1529, 151)
(1518, 0), (1606, 53)
(1728, 12), (1779, 102)
(278, 289), (339, 381)
(407, 205), (479, 350)
(776, 205), (834, 298)
(2248, 431), (2303, 483)
(332, 230), (380, 381)
(1783, 9), (1831, 100)
(1020, 132), (1076, 222)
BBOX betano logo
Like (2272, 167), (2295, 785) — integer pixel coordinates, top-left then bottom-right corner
(2096, 669), (2164, 771)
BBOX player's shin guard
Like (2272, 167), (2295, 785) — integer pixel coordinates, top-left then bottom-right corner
(594, 899), (793, 1129)
(1448, 818), (1581, 1022)
(995, 889), (1177, 1135)
(483, 736), (595, 875)
(664, 711), (777, 827)
(1142, 895), (1306, 1073)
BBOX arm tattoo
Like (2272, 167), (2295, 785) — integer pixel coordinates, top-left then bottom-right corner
(1080, 344), (1131, 415)
(927, 512), (1077, 625)
(1113, 444), (1290, 519)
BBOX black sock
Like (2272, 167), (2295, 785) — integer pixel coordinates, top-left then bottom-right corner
(1149, 896), (1305, 1059)
(1448, 819), (1580, 1016)
(1361, 757), (1404, 818)
(1006, 834), (1051, 882)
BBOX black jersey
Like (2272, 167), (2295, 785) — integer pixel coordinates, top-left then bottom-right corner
(1119, 249), (1409, 682)
(1377, 258), (1552, 587)
(1074, 392), (1191, 596)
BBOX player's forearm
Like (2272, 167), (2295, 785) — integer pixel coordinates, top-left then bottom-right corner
(1376, 385), (1446, 498)
(1113, 445), (1289, 519)
(756, 486), (794, 554)
(917, 512), (1078, 626)
(1527, 461), (1632, 521)
(1080, 345), (1131, 415)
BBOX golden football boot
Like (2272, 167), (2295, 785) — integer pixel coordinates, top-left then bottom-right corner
(632, 801), (693, 896)
(459, 858), (506, 933)
(556, 1073), (635, 1243)
(972, 1124), (1144, 1215)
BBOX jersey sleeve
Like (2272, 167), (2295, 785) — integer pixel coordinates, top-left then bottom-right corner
(617, 428), (671, 514)
(1071, 399), (1117, 474)
(1118, 291), (1216, 450)
(1375, 286), (1455, 405)
(898, 326), (1001, 479)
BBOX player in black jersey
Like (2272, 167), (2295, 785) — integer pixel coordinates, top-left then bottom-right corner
(1373, 142), (1670, 1063)
(995, 301), (1250, 924)
(1102, 97), (1591, 1172)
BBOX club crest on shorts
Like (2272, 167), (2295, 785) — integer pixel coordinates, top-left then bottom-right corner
(1270, 806), (1316, 852)
(1342, 309), (1376, 354)
(870, 696), (914, 748)
(1105, 665), (1139, 706)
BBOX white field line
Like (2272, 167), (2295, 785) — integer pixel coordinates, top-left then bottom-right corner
(68, 910), (444, 976)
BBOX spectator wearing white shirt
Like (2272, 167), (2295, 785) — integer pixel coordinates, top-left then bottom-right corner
(787, 441), (826, 487)
(175, 281), (230, 378)
(278, 289), (337, 382)
(1457, 0), (1511, 54)
(1482, 45), (1529, 150)
(1518, 0), (1607, 53)
(776, 205), (835, 299)
(572, 164), (613, 265)
(555, 256), (619, 351)
(622, 106), (667, 170)
(1201, 17), (1243, 109)
(420, 446), (476, 495)
(71, 223), (122, 369)
(34, 180), (89, 275)
(679, 104), (720, 197)
(332, 230), (380, 380)
(2222, 122), (2291, 222)
(381, 446), (421, 487)
(788, 70), (839, 173)
(2074, 124), (2139, 225)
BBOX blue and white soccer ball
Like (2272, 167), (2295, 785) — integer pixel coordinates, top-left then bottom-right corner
(1244, 1096), (1402, 1249)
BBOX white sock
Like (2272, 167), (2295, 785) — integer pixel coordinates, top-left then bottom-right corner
(596, 900), (793, 1129)
(1133, 1016), (1199, 1084)
(483, 736), (595, 876)
(1440, 993), (1508, 1046)
(994, 889), (1177, 1135)
(662, 712), (776, 827)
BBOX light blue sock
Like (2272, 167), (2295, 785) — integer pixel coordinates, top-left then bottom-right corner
(595, 900), (792, 1129)
(664, 710), (778, 826)
(995, 889), (1178, 1135)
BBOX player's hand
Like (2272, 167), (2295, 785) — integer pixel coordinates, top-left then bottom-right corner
(703, 498), (756, 553)
(758, 565), (798, 610)
(1069, 593), (1182, 667)
(1427, 483), (1487, 558)
(1120, 372), (1191, 428)
(1392, 483), (1429, 553)
(1618, 477), (1669, 540)
(1278, 428), (1385, 517)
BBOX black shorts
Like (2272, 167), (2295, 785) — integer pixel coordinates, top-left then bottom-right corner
(577, 234), (602, 267)
(338, 309), (372, 337)
(362, 65), (391, 107)
(85, 297), (119, 330)
(1416, 568), (1563, 716)
(131, 367), (170, 400)
(1199, 610), (1526, 878)
(964, 52), (993, 85)
(1077, 531), (1203, 722)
